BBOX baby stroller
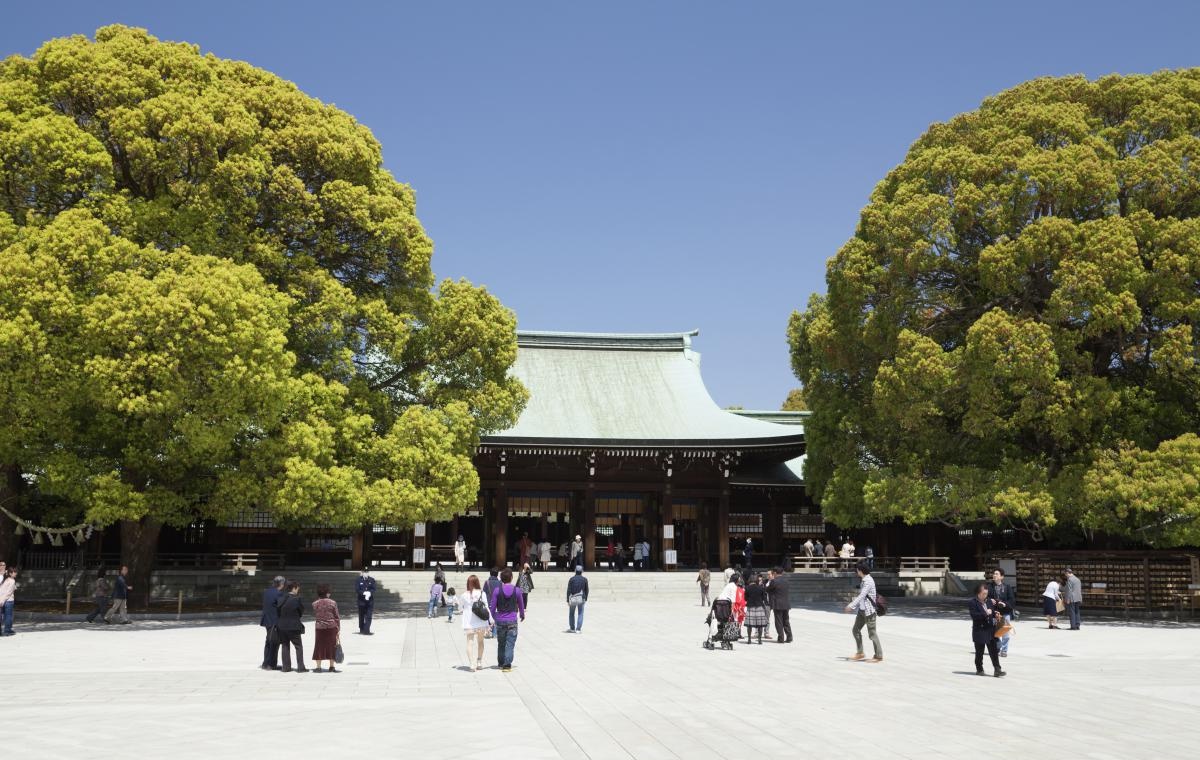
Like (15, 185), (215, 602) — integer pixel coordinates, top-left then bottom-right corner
(703, 599), (738, 650)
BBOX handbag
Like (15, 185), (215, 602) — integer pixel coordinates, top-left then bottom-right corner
(1055, 598), (1065, 614)
(471, 591), (490, 621)
(334, 634), (344, 664)
(569, 592), (585, 606)
(993, 621), (1013, 639)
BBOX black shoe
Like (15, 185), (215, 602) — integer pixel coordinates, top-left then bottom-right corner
(362, 631), (373, 636)
(282, 667), (293, 672)
(314, 667), (324, 673)
(328, 667), (339, 673)
(260, 665), (273, 670)
(994, 670), (1006, 677)
(976, 670), (986, 676)
(296, 667), (309, 673)
(272, 666), (283, 671)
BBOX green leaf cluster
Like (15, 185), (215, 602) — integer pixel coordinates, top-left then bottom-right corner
(789, 71), (1200, 546)
(0, 26), (526, 531)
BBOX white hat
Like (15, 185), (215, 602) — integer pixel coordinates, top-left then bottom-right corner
(575, 535), (582, 541)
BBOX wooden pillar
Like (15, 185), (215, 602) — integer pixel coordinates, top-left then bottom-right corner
(765, 494), (782, 566)
(493, 487), (508, 568)
(662, 486), (675, 570)
(718, 489), (730, 568)
(351, 528), (365, 569)
(583, 486), (596, 570)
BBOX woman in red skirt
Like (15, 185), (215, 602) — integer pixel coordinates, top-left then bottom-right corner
(311, 584), (341, 672)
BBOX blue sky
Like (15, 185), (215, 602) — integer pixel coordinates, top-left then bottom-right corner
(4, 2), (1199, 408)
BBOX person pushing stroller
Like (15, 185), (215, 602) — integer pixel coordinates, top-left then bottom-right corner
(704, 572), (743, 650)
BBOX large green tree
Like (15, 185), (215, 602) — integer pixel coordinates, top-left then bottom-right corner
(789, 70), (1200, 547)
(0, 26), (526, 592)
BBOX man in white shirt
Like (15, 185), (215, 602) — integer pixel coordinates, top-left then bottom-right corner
(844, 562), (882, 662)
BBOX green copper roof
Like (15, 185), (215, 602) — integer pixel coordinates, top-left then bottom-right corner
(483, 330), (806, 447)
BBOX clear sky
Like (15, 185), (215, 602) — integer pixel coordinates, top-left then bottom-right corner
(4, 1), (1200, 408)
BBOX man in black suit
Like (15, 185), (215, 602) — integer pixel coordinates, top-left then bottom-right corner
(766, 567), (793, 643)
(355, 567), (377, 634)
(260, 575), (286, 670)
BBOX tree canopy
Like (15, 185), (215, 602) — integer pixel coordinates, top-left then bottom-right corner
(789, 70), (1200, 547)
(0, 26), (526, 567)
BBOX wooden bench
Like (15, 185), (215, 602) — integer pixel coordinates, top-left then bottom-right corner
(219, 552), (285, 572)
(368, 544), (408, 566)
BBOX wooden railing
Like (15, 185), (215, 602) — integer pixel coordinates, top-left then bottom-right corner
(15, 551), (284, 572)
(790, 555), (948, 573)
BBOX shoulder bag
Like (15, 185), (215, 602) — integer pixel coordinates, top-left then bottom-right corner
(471, 590), (490, 621)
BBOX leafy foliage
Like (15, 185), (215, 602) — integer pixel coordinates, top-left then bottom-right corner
(0, 26), (526, 534)
(789, 71), (1200, 546)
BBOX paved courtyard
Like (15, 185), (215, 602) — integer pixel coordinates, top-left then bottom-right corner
(5, 595), (1200, 759)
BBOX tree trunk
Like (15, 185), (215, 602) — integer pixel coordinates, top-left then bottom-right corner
(120, 517), (162, 610)
(0, 464), (23, 564)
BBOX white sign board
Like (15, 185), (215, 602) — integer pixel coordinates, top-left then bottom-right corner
(664, 550), (678, 565)
(414, 522), (426, 537)
(413, 547), (426, 564)
(662, 524), (674, 540)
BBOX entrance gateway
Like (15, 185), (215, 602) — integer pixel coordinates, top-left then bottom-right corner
(390, 330), (817, 570)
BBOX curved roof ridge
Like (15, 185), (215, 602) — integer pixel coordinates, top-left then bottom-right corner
(517, 330), (700, 351)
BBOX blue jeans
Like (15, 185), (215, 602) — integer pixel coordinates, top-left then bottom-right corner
(447, 606), (455, 622)
(569, 602), (585, 631)
(495, 622), (519, 667)
(427, 598), (438, 617)
(998, 614), (1012, 654)
(2, 600), (13, 634)
(1068, 602), (1082, 629)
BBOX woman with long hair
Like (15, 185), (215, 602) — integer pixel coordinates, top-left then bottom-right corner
(461, 574), (491, 671)
(517, 563), (535, 606)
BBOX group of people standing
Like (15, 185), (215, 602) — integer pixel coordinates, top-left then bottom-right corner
(259, 575), (344, 673)
(705, 564), (794, 644)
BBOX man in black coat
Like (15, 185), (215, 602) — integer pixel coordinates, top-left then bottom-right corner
(766, 567), (793, 643)
(259, 575), (286, 670)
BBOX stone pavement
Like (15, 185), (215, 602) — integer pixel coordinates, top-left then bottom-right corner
(3, 594), (1200, 759)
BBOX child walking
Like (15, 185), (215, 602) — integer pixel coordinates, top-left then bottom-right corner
(428, 579), (445, 618)
(444, 587), (459, 622)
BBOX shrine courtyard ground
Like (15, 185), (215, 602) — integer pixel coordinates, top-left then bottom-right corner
(5, 596), (1199, 759)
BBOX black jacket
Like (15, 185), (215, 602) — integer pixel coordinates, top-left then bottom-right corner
(744, 583), (768, 608)
(566, 575), (589, 602)
(766, 575), (790, 610)
(276, 593), (305, 633)
(260, 587), (283, 628)
(986, 581), (1015, 613)
(968, 597), (998, 643)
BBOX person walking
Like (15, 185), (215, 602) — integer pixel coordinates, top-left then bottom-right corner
(454, 535), (467, 573)
(104, 565), (132, 625)
(517, 563), (535, 607)
(633, 540), (644, 571)
(311, 584), (341, 673)
(519, 532), (533, 569)
(743, 574), (769, 644)
(488, 568), (526, 671)
(445, 587), (459, 622)
(1064, 568), (1083, 630)
(539, 539), (552, 572)
(696, 564), (711, 606)
(482, 568), (502, 638)
(259, 575), (286, 670)
(641, 540), (651, 570)
(987, 568), (1015, 657)
(428, 576), (445, 619)
(462, 575), (491, 671)
(86, 568), (111, 624)
(569, 535), (583, 571)
(0, 566), (17, 636)
(276, 581), (308, 673)
(845, 562), (882, 662)
(803, 538), (814, 558)
(969, 582), (1006, 677)
(355, 566), (376, 635)
(566, 565), (589, 633)
(767, 567), (793, 643)
(1042, 575), (1063, 629)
